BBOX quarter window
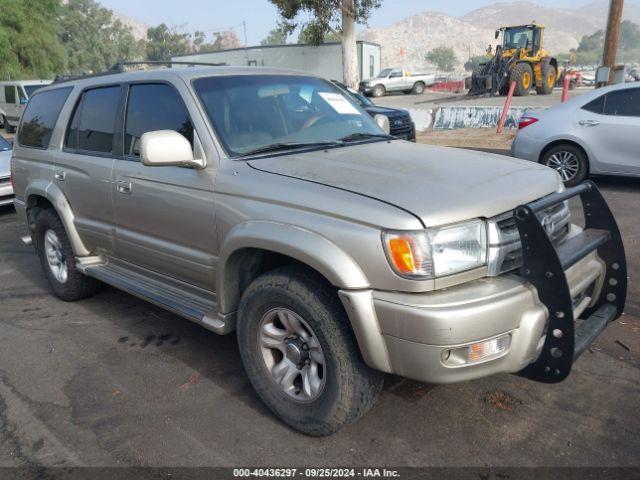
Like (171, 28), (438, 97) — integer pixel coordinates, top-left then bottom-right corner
(582, 95), (605, 114)
(4, 86), (16, 104)
(603, 88), (640, 117)
(18, 87), (73, 149)
(124, 83), (193, 157)
(66, 86), (121, 154)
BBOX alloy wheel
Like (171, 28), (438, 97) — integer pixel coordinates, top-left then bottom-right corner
(258, 307), (326, 402)
(546, 151), (580, 182)
(44, 229), (68, 283)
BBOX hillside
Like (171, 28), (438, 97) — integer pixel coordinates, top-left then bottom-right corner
(360, 1), (640, 72)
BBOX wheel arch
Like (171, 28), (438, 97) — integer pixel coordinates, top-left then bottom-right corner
(24, 182), (90, 256)
(217, 221), (369, 316)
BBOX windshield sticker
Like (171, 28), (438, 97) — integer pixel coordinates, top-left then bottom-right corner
(318, 92), (360, 115)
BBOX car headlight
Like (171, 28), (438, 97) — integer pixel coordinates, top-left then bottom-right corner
(383, 220), (487, 279)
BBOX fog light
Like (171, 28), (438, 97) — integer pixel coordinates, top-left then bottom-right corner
(442, 334), (511, 366)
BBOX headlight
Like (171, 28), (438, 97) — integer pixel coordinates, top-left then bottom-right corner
(383, 220), (487, 279)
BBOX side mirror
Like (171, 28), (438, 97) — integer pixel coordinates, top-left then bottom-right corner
(374, 114), (390, 134)
(140, 130), (205, 169)
(495, 30), (500, 39)
(20, 98), (28, 105)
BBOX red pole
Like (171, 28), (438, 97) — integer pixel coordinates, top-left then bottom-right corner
(561, 75), (571, 102)
(497, 81), (516, 134)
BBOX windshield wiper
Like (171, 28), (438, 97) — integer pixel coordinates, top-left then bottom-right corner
(338, 132), (394, 143)
(239, 141), (342, 157)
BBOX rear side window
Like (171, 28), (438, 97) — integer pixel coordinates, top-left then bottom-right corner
(124, 83), (193, 157)
(65, 86), (121, 154)
(18, 87), (72, 149)
(603, 88), (640, 117)
(4, 86), (16, 104)
(582, 95), (604, 114)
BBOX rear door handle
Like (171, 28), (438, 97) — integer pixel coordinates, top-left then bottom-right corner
(54, 170), (65, 181)
(579, 120), (600, 126)
(116, 181), (132, 194)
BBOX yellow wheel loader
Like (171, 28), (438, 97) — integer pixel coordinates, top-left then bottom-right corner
(469, 24), (558, 97)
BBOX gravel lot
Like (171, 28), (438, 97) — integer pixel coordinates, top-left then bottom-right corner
(0, 134), (638, 468)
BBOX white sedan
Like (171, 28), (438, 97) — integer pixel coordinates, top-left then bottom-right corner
(512, 82), (640, 186)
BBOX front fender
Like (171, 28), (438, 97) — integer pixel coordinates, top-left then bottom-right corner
(25, 181), (90, 257)
(217, 221), (369, 314)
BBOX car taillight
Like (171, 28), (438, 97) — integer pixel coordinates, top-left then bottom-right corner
(518, 116), (539, 129)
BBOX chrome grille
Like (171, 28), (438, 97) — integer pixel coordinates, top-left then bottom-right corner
(487, 201), (571, 276)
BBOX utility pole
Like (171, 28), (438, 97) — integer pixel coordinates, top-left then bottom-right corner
(603, 0), (624, 84)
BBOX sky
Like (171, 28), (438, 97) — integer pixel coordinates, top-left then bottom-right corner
(99, 0), (638, 45)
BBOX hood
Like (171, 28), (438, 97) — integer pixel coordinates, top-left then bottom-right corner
(0, 150), (11, 178)
(248, 141), (561, 227)
(364, 105), (408, 117)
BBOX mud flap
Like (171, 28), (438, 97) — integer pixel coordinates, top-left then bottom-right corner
(514, 181), (627, 383)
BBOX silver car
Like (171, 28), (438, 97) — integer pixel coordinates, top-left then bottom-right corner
(512, 82), (640, 186)
(0, 135), (13, 207)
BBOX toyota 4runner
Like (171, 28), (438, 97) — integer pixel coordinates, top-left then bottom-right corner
(11, 65), (627, 436)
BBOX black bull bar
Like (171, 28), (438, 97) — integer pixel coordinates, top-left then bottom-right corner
(514, 181), (627, 383)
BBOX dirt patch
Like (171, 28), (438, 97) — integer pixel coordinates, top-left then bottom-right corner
(485, 390), (523, 412)
(417, 128), (515, 151)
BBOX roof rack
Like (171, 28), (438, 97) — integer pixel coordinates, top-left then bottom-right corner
(53, 60), (227, 84)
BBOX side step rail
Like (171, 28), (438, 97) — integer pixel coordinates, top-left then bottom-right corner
(513, 181), (627, 383)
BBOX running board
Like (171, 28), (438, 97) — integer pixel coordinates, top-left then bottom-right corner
(83, 261), (235, 334)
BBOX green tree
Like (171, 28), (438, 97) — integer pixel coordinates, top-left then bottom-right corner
(297, 26), (341, 44)
(58, 0), (143, 74)
(261, 27), (288, 46)
(146, 23), (192, 61)
(269, 0), (383, 87)
(0, 0), (66, 79)
(463, 55), (488, 72)
(426, 46), (457, 72)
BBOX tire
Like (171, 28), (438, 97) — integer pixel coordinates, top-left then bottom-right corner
(4, 117), (15, 133)
(237, 265), (384, 436)
(541, 143), (588, 187)
(34, 209), (101, 301)
(0, 115), (5, 129)
(536, 64), (556, 95)
(412, 82), (425, 95)
(512, 63), (533, 96)
(372, 84), (385, 98)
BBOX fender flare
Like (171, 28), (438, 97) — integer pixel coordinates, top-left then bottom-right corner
(25, 181), (90, 257)
(216, 221), (369, 314)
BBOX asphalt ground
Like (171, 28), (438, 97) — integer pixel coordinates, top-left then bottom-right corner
(0, 145), (638, 470)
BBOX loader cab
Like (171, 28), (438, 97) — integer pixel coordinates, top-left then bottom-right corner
(499, 25), (544, 55)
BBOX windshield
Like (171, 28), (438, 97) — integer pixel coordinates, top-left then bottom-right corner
(0, 136), (10, 151)
(193, 75), (383, 157)
(23, 84), (45, 98)
(377, 68), (392, 78)
(503, 27), (534, 49)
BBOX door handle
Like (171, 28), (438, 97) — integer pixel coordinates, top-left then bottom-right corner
(54, 170), (66, 181)
(116, 181), (132, 194)
(579, 120), (600, 126)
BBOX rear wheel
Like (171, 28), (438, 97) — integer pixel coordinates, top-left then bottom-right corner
(536, 64), (556, 95)
(34, 209), (101, 301)
(512, 63), (533, 96)
(541, 144), (588, 187)
(372, 84), (385, 97)
(412, 82), (425, 95)
(237, 265), (383, 436)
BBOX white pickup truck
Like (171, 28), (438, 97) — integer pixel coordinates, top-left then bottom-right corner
(359, 68), (436, 97)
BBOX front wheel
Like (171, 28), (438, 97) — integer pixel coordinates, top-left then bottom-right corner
(372, 84), (385, 97)
(541, 144), (588, 187)
(412, 82), (425, 95)
(237, 265), (383, 436)
(512, 63), (533, 96)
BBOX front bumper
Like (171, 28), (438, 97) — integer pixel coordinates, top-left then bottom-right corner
(341, 182), (626, 384)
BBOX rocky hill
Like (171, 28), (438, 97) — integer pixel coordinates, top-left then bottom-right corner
(360, 1), (640, 72)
